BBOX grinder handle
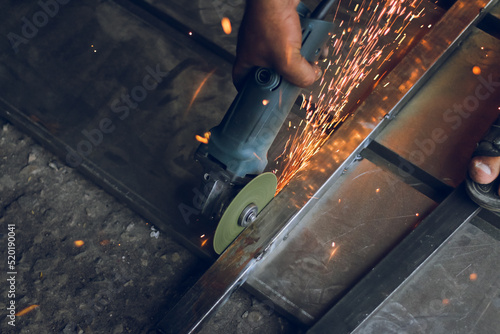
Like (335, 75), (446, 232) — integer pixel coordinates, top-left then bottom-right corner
(206, 4), (336, 179)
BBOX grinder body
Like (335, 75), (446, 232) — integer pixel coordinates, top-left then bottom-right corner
(196, 2), (335, 221)
(207, 9), (335, 179)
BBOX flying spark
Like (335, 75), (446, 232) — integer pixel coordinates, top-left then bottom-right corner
(274, 0), (428, 193)
(221, 17), (232, 35)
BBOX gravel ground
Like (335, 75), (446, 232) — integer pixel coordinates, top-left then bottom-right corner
(0, 117), (301, 333)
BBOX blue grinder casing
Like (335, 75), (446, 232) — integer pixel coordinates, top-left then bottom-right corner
(204, 4), (335, 179)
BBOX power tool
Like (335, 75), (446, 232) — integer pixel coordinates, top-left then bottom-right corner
(195, 0), (337, 254)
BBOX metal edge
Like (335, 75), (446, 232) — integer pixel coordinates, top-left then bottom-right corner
(477, 12), (500, 39)
(472, 209), (500, 241)
(155, 0), (494, 332)
(112, 0), (236, 64)
(360, 141), (455, 202)
(0, 98), (214, 262)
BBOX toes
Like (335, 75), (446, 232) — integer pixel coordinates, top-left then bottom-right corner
(469, 156), (500, 184)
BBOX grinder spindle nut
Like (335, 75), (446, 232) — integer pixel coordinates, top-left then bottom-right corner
(238, 204), (258, 227)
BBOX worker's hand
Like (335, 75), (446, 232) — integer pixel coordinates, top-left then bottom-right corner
(233, 0), (322, 90)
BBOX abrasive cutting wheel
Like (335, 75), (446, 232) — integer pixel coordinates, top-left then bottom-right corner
(213, 172), (277, 254)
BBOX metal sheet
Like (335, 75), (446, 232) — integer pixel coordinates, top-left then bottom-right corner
(246, 159), (436, 325)
(0, 0), (236, 259)
(352, 218), (500, 333)
(136, 0), (327, 55)
(138, 0), (242, 55)
(156, 1), (495, 332)
(377, 27), (500, 188)
(308, 184), (481, 334)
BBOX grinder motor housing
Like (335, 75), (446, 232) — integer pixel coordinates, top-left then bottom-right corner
(196, 1), (336, 221)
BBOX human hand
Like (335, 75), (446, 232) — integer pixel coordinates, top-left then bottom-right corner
(233, 0), (322, 90)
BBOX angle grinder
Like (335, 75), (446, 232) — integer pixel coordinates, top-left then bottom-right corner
(196, 0), (337, 254)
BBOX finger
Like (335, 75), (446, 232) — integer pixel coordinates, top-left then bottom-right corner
(277, 55), (321, 88)
(469, 156), (500, 184)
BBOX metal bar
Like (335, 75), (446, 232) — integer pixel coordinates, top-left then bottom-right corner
(307, 184), (481, 334)
(477, 13), (500, 40)
(113, 0), (236, 64)
(472, 210), (500, 241)
(361, 141), (454, 202)
(478, 210), (500, 229)
(154, 1), (495, 332)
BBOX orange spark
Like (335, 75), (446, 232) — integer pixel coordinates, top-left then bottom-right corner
(328, 245), (338, 262)
(472, 66), (481, 75)
(253, 152), (262, 161)
(266, 1), (428, 194)
(74, 240), (84, 247)
(196, 135), (208, 144)
(221, 17), (232, 35)
(187, 70), (216, 114)
(196, 131), (211, 144)
(15, 305), (39, 316)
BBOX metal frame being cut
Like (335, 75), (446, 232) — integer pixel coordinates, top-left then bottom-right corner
(155, 0), (499, 332)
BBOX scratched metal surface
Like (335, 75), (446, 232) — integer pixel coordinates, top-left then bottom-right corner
(246, 159), (436, 325)
(0, 0), (447, 261)
(244, 0), (500, 325)
(0, 0), (236, 258)
(352, 219), (500, 333)
(157, 1), (494, 331)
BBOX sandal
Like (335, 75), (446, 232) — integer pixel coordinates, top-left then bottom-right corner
(466, 115), (500, 213)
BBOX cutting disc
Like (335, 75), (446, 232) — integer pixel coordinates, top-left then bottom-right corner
(213, 172), (278, 254)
